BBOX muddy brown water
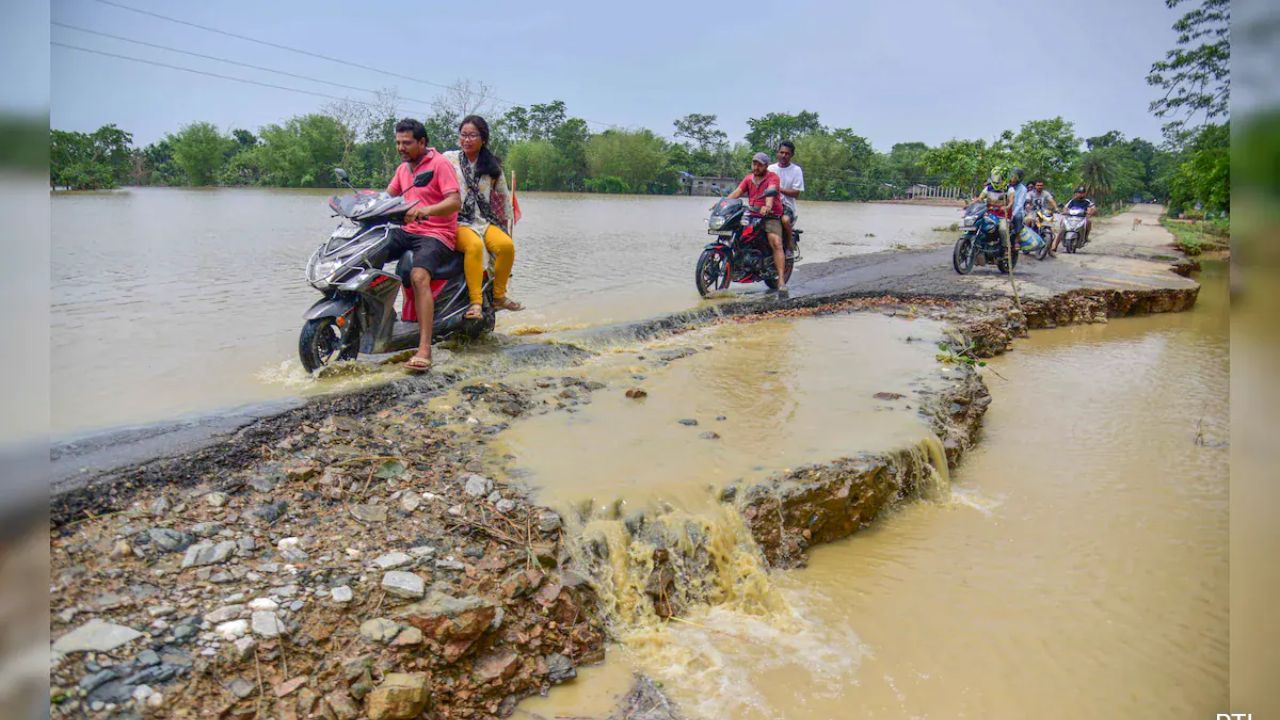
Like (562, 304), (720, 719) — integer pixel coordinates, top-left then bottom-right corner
(50, 189), (956, 435)
(514, 263), (1228, 719)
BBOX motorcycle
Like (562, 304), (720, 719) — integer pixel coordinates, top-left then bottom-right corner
(952, 201), (1017, 275)
(1030, 208), (1056, 259)
(695, 188), (802, 297)
(298, 168), (493, 373)
(1061, 206), (1090, 253)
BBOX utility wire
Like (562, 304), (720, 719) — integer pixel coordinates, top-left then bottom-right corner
(53, 21), (437, 106)
(52, 42), (431, 114)
(87, 0), (619, 129)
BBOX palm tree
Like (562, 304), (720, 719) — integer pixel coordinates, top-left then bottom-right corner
(1078, 152), (1115, 203)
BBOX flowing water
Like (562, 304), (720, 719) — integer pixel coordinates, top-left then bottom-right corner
(50, 188), (955, 435)
(516, 263), (1229, 719)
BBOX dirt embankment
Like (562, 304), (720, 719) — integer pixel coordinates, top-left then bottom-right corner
(46, 207), (1204, 720)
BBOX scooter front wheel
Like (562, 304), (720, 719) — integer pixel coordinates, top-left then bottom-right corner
(299, 315), (361, 373)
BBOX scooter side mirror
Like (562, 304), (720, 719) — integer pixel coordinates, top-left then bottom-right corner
(413, 170), (435, 188)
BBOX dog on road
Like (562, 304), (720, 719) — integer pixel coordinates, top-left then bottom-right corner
(1131, 217), (1144, 231)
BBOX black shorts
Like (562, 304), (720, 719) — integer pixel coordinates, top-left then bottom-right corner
(383, 227), (460, 278)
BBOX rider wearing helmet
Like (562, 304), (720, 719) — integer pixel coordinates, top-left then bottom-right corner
(972, 166), (1014, 251)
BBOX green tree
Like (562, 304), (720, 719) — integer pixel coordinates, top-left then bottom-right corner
(505, 140), (568, 191)
(1167, 122), (1229, 213)
(1146, 0), (1230, 140)
(999, 117), (1080, 191)
(255, 114), (349, 187)
(922, 139), (1007, 195)
(673, 113), (728, 149)
(793, 132), (857, 200)
(170, 122), (231, 185)
(885, 142), (930, 188)
(50, 124), (134, 190)
(744, 111), (822, 152)
(586, 129), (670, 193)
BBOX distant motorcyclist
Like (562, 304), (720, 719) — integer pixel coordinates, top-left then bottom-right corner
(1026, 179), (1058, 213)
(768, 140), (804, 256)
(727, 152), (788, 294)
(1063, 185), (1098, 247)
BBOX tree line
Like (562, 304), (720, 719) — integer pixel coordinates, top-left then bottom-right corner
(49, 1), (1228, 216)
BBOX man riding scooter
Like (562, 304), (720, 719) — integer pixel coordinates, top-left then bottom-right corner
(382, 119), (461, 372)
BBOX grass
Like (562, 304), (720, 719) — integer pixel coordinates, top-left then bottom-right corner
(1159, 215), (1230, 256)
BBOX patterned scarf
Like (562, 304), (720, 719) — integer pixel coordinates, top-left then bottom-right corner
(459, 155), (502, 227)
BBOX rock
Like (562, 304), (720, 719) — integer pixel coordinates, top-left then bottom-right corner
(79, 669), (118, 692)
(463, 474), (493, 497)
(487, 490), (501, 503)
(109, 539), (132, 558)
(277, 537), (309, 562)
(677, 418), (698, 426)
(325, 690), (361, 720)
(146, 692), (165, 710)
(204, 605), (245, 623)
(231, 637), (256, 662)
(147, 528), (193, 553)
(364, 673), (430, 720)
(407, 546), (436, 558)
(399, 491), (422, 513)
(537, 510), (562, 533)
(274, 676), (308, 698)
(146, 605), (175, 618)
(381, 571), (425, 599)
(351, 504), (387, 523)
(473, 648), (519, 683)
(229, 678), (256, 699)
(237, 536), (256, 553)
(434, 557), (465, 571)
(390, 627), (423, 646)
(251, 611), (283, 638)
(135, 649), (160, 667)
(329, 586), (354, 604)
(373, 552), (412, 570)
(625, 388), (648, 399)
(545, 653), (576, 684)
(716, 415), (727, 421)
(446, 505), (463, 517)
(206, 491), (228, 508)
(873, 391), (906, 401)
(215, 620), (249, 640)
(52, 620), (142, 654)
(249, 501), (287, 524)
(495, 499), (516, 514)
(247, 475), (277, 493)
(190, 522), (224, 537)
(395, 592), (497, 662)
(148, 496), (171, 517)
(180, 541), (236, 568)
(248, 598), (279, 612)
(359, 618), (402, 644)
(699, 431), (721, 440)
(132, 684), (154, 703)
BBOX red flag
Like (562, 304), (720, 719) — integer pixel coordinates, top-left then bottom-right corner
(512, 192), (522, 225)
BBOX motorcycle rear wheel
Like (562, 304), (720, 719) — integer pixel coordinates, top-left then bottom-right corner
(764, 258), (794, 290)
(299, 314), (361, 373)
(695, 248), (731, 298)
(997, 247), (1020, 274)
(952, 236), (975, 274)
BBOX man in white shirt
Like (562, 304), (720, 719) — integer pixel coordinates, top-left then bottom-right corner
(768, 140), (804, 255)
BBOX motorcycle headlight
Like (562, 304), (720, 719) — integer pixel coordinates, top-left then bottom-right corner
(708, 215), (726, 230)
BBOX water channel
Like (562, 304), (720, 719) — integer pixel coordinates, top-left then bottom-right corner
(513, 262), (1228, 719)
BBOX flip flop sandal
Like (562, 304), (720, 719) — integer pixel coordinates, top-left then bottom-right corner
(495, 297), (525, 312)
(464, 304), (484, 320)
(404, 356), (433, 373)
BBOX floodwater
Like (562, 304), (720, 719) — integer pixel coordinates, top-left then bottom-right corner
(50, 188), (956, 435)
(517, 264), (1229, 719)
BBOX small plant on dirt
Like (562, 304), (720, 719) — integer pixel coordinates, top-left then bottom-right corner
(936, 340), (987, 368)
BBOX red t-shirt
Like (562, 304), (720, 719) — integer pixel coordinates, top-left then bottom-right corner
(737, 171), (783, 216)
(386, 148), (461, 249)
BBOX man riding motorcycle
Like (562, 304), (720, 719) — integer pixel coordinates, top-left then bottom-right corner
(727, 152), (789, 294)
(382, 118), (461, 372)
(1061, 185), (1097, 250)
(971, 167), (1013, 252)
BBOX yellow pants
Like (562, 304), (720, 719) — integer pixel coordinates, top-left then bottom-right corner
(456, 224), (515, 306)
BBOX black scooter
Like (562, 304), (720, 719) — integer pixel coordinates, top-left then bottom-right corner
(298, 168), (493, 373)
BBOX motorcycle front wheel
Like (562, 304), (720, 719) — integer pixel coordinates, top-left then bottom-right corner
(1063, 233), (1078, 254)
(299, 314), (361, 373)
(952, 236), (976, 274)
(695, 248), (731, 298)
(1037, 229), (1053, 260)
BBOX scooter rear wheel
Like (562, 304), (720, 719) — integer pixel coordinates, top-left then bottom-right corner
(299, 315), (361, 373)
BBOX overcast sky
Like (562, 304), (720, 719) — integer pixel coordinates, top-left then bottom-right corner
(51, 0), (1183, 150)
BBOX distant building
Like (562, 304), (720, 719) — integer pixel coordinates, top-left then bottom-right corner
(905, 183), (964, 200)
(680, 174), (742, 197)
